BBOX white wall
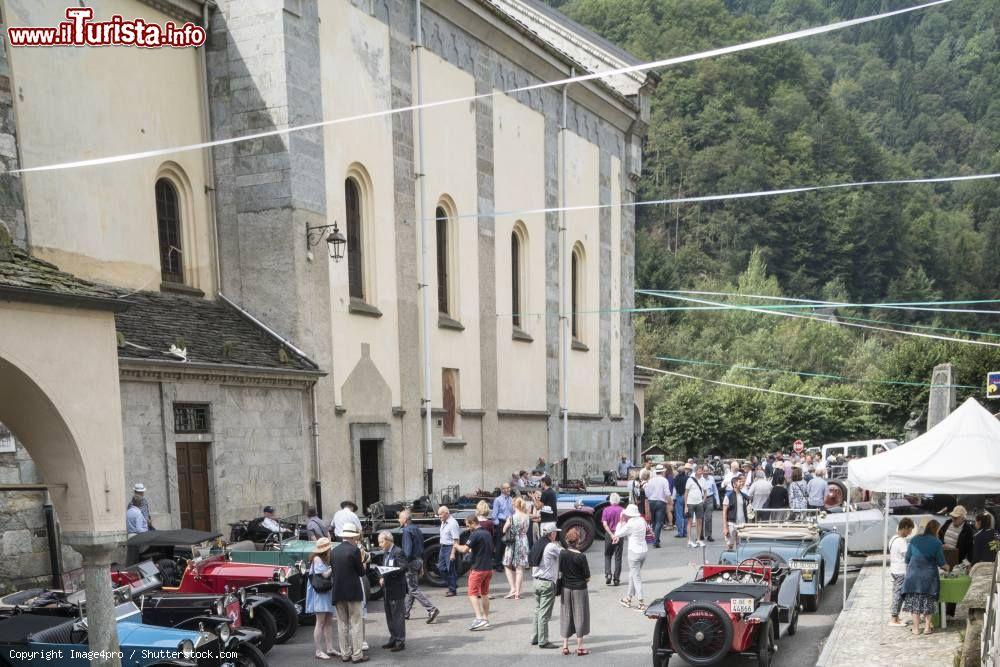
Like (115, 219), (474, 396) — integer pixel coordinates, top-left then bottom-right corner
(563, 131), (600, 414)
(320, 1), (402, 406)
(7, 0), (215, 293)
(493, 92), (547, 412)
(418, 52), (482, 415)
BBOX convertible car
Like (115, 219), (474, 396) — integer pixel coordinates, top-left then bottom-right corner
(0, 600), (266, 666)
(818, 494), (950, 553)
(645, 561), (800, 666)
(718, 511), (842, 612)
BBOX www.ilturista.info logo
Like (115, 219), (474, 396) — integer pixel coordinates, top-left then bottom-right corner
(7, 7), (206, 48)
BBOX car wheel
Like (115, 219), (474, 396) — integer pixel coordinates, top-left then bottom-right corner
(787, 595), (799, 636)
(423, 544), (445, 587)
(668, 601), (733, 666)
(756, 617), (775, 667)
(593, 504), (609, 539)
(828, 549), (841, 585)
(264, 593), (299, 644)
(558, 517), (594, 552)
(803, 577), (822, 612)
(245, 605), (276, 654)
(652, 617), (671, 667)
(235, 642), (268, 667)
(364, 570), (384, 601)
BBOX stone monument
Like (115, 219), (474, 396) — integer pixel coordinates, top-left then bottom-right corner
(927, 363), (957, 431)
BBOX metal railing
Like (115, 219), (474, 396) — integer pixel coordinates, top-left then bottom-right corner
(983, 557), (999, 666)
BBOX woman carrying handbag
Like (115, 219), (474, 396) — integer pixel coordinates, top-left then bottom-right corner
(306, 537), (337, 660)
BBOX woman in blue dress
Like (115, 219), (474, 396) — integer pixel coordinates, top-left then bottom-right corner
(306, 537), (336, 659)
(902, 519), (946, 636)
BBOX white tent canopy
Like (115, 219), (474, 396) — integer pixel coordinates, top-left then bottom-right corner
(848, 397), (1000, 493)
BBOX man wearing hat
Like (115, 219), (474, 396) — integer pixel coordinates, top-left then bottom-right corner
(528, 520), (562, 649)
(643, 465), (670, 548)
(129, 483), (154, 530)
(332, 523), (368, 662)
(332, 500), (361, 540)
(260, 506), (285, 535)
(938, 505), (974, 567)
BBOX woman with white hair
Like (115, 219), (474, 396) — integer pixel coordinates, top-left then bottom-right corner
(601, 493), (625, 586)
(613, 504), (650, 611)
(748, 468), (771, 510)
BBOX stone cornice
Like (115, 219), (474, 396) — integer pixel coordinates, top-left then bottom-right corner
(135, 0), (206, 24)
(119, 360), (319, 389)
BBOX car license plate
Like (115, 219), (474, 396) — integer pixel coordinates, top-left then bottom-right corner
(731, 598), (754, 613)
(792, 560), (819, 571)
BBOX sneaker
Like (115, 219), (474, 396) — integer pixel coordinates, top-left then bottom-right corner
(476, 620), (491, 631)
(688, 541), (697, 548)
(469, 618), (485, 631)
(697, 540), (706, 547)
(427, 608), (440, 624)
(361, 642), (369, 651)
(706, 537), (715, 542)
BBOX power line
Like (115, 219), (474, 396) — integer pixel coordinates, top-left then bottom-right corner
(11, 1), (951, 175)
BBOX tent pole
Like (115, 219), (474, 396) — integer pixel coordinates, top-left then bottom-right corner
(844, 479), (850, 608)
(881, 475), (890, 645)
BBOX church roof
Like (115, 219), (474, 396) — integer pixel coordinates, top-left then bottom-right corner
(114, 290), (321, 374)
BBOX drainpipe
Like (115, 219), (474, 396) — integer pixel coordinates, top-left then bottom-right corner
(414, 0), (434, 496)
(43, 491), (62, 588)
(560, 75), (571, 483)
(199, 1), (223, 293)
(311, 384), (322, 518)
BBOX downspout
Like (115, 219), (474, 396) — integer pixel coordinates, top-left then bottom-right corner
(560, 74), (572, 483)
(414, 0), (434, 496)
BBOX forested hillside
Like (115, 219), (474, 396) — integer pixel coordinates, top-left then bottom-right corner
(551, 0), (1000, 457)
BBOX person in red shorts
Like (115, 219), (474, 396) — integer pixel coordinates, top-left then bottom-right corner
(453, 514), (494, 631)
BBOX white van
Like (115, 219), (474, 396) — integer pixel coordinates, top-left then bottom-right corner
(822, 439), (899, 478)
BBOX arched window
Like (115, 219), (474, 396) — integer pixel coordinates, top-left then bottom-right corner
(436, 206), (450, 315)
(571, 243), (585, 341)
(345, 177), (364, 300)
(511, 228), (523, 328)
(155, 178), (183, 284)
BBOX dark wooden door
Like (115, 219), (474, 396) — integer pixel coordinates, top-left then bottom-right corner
(359, 440), (381, 512)
(176, 442), (212, 531)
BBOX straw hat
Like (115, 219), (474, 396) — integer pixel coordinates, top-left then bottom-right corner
(950, 505), (968, 519)
(313, 537), (333, 553)
(540, 522), (560, 535)
(623, 504), (641, 518)
(341, 523), (361, 538)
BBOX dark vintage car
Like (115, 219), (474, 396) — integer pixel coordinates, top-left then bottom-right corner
(645, 561), (800, 667)
(227, 516), (305, 546)
(116, 530), (299, 645)
(448, 492), (600, 551)
(0, 599), (267, 667)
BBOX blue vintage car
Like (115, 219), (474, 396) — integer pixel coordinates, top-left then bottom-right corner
(718, 513), (842, 612)
(0, 601), (245, 666)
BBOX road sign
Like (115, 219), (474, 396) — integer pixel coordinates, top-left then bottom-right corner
(988, 372), (1000, 399)
(793, 439), (804, 453)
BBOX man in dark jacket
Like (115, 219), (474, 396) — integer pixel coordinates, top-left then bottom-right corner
(332, 523), (367, 663)
(377, 531), (409, 652)
(938, 505), (975, 618)
(399, 510), (438, 623)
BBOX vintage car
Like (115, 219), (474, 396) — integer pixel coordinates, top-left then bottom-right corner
(117, 531), (299, 645)
(818, 495), (946, 553)
(228, 515), (304, 546)
(718, 510), (842, 612)
(0, 600), (266, 667)
(645, 561), (800, 666)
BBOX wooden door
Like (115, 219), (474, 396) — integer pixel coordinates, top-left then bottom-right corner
(176, 442), (212, 531)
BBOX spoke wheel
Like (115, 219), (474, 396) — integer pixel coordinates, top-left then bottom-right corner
(669, 602), (733, 666)
(787, 595), (799, 636)
(756, 618), (775, 667)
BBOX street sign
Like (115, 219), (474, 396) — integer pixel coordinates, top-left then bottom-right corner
(793, 439), (804, 454)
(988, 372), (1000, 399)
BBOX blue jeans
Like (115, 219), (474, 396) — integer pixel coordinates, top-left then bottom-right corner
(674, 496), (687, 537)
(649, 500), (667, 546)
(438, 544), (458, 593)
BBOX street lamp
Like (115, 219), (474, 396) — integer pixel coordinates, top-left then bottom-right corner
(305, 222), (346, 261)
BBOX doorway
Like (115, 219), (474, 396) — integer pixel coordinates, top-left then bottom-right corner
(176, 442), (212, 531)
(359, 439), (382, 512)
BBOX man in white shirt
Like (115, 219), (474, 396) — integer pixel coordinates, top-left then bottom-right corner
(332, 500), (361, 539)
(260, 506), (284, 534)
(683, 463), (705, 548)
(806, 467), (828, 509)
(437, 506), (462, 596)
(643, 465), (670, 548)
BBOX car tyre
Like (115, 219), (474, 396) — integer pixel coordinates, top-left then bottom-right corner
(264, 592), (299, 644)
(668, 601), (733, 666)
(245, 604), (276, 654)
(558, 517), (594, 552)
(787, 595), (800, 636)
(364, 570), (384, 602)
(423, 544), (446, 588)
(803, 575), (822, 612)
(236, 641), (268, 667)
(828, 548), (841, 585)
(756, 617), (775, 667)
(652, 617), (671, 667)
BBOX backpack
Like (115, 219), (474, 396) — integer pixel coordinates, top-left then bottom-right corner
(528, 537), (548, 568)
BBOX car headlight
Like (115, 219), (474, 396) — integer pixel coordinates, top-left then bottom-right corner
(217, 623), (231, 644)
(298, 561), (308, 575)
(239, 588), (247, 605)
(177, 639), (194, 659)
(273, 568), (287, 583)
(214, 599), (225, 616)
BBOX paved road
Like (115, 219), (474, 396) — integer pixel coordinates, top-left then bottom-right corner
(269, 532), (859, 666)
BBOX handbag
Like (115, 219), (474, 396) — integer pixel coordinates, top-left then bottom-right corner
(310, 568), (332, 593)
(554, 575), (563, 597)
(502, 519), (515, 545)
(644, 522), (655, 545)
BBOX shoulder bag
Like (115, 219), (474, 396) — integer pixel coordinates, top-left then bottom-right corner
(310, 565), (332, 593)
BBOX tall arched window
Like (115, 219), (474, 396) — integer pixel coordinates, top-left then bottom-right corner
(345, 177), (364, 300)
(571, 243), (585, 341)
(436, 206), (450, 315)
(155, 178), (183, 284)
(511, 228), (522, 328)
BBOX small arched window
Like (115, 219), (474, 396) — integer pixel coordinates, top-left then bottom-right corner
(436, 206), (450, 315)
(155, 178), (183, 284)
(511, 228), (523, 328)
(571, 243), (585, 341)
(345, 177), (364, 301)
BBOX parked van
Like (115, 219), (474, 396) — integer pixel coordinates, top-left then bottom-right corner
(822, 439), (899, 478)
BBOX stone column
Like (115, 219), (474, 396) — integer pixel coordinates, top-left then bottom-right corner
(928, 363), (957, 430)
(65, 534), (123, 667)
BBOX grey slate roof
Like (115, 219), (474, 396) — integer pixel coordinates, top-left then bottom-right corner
(113, 290), (320, 374)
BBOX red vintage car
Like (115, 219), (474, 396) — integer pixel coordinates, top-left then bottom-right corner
(645, 560), (801, 666)
(116, 529), (301, 644)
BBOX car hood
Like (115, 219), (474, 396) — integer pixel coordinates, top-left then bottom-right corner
(117, 617), (204, 648)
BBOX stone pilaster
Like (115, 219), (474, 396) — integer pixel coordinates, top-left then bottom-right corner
(64, 533), (126, 667)
(0, 9), (27, 248)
